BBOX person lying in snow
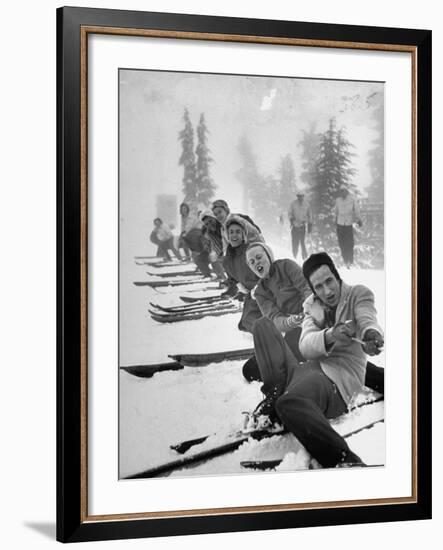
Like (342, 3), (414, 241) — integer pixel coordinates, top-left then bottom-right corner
(221, 215), (263, 333)
(249, 251), (384, 467)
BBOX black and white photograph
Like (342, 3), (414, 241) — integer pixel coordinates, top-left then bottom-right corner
(119, 69), (386, 479)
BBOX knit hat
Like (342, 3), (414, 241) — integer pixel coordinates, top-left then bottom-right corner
(225, 215), (247, 243)
(212, 199), (230, 214)
(200, 209), (216, 222)
(302, 252), (341, 288)
(245, 242), (275, 264)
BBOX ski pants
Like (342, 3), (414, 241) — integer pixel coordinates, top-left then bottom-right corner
(192, 250), (212, 278)
(291, 225), (308, 260)
(243, 323), (384, 395)
(336, 224), (355, 266)
(253, 317), (352, 467)
(178, 236), (192, 260)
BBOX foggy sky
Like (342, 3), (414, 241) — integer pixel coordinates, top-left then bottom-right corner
(119, 69), (383, 254)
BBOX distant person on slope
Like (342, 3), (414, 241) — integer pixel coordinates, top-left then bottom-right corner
(250, 252), (384, 468)
(151, 218), (182, 261)
(287, 192), (313, 261)
(334, 187), (362, 268)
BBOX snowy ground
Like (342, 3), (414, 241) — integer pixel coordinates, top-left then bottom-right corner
(119, 247), (385, 479)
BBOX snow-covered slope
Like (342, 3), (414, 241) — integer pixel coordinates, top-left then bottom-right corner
(119, 254), (385, 479)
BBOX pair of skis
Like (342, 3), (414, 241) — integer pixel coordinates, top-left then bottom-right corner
(148, 298), (241, 323)
(125, 392), (384, 478)
(120, 347), (255, 377)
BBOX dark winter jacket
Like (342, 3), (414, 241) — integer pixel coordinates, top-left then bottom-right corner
(223, 242), (262, 332)
(254, 259), (312, 332)
(183, 227), (210, 254)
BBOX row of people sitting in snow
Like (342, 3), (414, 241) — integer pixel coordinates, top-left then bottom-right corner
(150, 198), (384, 468)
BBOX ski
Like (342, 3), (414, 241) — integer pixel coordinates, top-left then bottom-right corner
(168, 347), (254, 367)
(120, 361), (183, 378)
(141, 260), (193, 267)
(146, 269), (199, 278)
(125, 399), (384, 478)
(120, 347), (255, 378)
(147, 260), (193, 268)
(170, 390), (383, 454)
(179, 293), (226, 303)
(125, 425), (285, 479)
(149, 299), (233, 314)
(150, 305), (241, 323)
(134, 277), (214, 288)
(240, 412), (385, 471)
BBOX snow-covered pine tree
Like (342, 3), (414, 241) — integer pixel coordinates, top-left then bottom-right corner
(310, 118), (357, 254)
(195, 113), (216, 206)
(178, 108), (197, 207)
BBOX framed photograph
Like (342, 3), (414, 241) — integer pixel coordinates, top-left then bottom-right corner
(57, 6), (431, 543)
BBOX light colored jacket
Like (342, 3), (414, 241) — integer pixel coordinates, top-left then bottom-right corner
(288, 199), (312, 227)
(334, 194), (361, 226)
(299, 282), (383, 405)
(155, 223), (173, 242)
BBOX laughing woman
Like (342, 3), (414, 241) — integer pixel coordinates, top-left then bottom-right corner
(242, 242), (312, 381)
(222, 216), (262, 333)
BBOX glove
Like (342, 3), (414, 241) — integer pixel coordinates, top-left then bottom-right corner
(362, 329), (384, 356)
(331, 322), (354, 346)
(307, 223), (313, 234)
(356, 219), (363, 228)
(208, 250), (217, 263)
(283, 313), (304, 330)
(236, 282), (249, 294)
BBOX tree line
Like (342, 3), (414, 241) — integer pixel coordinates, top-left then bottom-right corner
(178, 108), (216, 208)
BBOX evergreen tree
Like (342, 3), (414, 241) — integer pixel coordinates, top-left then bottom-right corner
(311, 118), (357, 252)
(278, 154), (296, 208)
(195, 113), (216, 206)
(178, 108), (197, 206)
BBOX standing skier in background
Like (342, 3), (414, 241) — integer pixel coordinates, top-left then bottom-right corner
(287, 192), (312, 261)
(334, 187), (362, 268)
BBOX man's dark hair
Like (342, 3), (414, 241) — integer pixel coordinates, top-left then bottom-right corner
(153, 217), (162, 224)
(302, 252), (341, 290)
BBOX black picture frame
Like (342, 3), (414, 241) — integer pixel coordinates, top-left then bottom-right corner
(57, 6), (432, 543)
